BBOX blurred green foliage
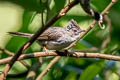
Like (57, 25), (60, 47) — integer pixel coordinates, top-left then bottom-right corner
(0, 0), (120, 80)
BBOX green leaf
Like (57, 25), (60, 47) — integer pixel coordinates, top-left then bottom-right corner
(54, 0), (66, 12)
(1, 0), (46, 12)
(21, 10), (37, 31)
(65, 72), (77, 80)
(79, 61), (104, 80)
(91, 0), (109, 11)
(49, 0), (66, 19)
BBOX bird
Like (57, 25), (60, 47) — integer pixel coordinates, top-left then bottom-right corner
(8, 19), (85, 52)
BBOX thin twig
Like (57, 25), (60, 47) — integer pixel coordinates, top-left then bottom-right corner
(41, 13), (44, 27)
(1, 51), (120, 65)
(36, 56), (61, 80)
(40, 0), (44, 27)
(101, 15), (111, 49)
(0, 47), (14, 55)
(45, 0), (50, 22)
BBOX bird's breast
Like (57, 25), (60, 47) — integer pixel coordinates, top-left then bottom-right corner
(46, 36), (75, 50)
(37, 35), (76, 50)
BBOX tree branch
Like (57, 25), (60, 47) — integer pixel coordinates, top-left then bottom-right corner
(100, 15), (111, 49)
(36, 56), (61, 80)
(0, 51), (120, 65)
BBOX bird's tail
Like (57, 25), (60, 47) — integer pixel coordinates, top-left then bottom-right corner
(8, 32), (33, 38)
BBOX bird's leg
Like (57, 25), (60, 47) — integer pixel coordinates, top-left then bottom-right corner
(42, 45), (49, 55)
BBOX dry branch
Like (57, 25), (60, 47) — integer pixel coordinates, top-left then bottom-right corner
(0, 51), (120, 65)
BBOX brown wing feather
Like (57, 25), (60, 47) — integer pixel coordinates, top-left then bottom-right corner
(37, 27), (63, 41)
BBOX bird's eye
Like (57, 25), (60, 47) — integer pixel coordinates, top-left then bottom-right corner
(73, 29), (77, 32)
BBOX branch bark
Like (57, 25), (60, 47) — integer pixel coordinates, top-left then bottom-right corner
(0, 51), (120, 65)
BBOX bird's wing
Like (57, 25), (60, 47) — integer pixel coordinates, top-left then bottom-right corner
(38, 27), (63, 41)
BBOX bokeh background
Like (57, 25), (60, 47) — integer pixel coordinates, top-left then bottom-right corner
(0, 0), (120, 80)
